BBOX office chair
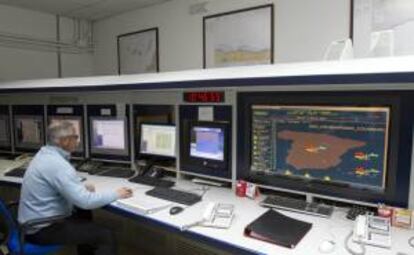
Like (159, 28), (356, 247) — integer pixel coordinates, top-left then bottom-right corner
(0, 198), (66, 255)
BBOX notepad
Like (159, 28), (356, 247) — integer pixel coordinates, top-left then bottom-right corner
(244, 209), (312, 248)
(114, 196), (171, 215)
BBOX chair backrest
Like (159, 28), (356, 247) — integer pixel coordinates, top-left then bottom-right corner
(0, 198), (18, 246)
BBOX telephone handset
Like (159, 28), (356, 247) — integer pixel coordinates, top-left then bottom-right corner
(181, 202), (234, 231)
(136, 160), (164, 178)
(352, 215), (391, 248)
(78, 160), (103, 173)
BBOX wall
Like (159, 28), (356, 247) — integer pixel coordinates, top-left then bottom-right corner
(0, 5), (93, 82)
(93, 0), (350, 75)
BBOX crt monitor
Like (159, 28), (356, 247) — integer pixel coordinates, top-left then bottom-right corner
(139, 123), (176, 158)
(49, 116), (83, 153)
(90, 117), (129, 156)
(0, 115), (10, 148)
(14, 115), (44, 150)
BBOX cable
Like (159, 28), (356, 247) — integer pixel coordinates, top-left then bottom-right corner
(408, 236), (414, 248)
(344, 231), (366, 255)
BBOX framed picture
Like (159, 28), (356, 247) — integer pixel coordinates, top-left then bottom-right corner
(203, 4), (274, 68)
(117, 28), (159, 75)
(352, 0), (414, 57)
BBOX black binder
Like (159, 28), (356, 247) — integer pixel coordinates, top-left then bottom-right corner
(244, 209), (312, 248)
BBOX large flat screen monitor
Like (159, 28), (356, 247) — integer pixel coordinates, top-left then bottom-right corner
(49, 116), (83, 153)
(90, 117), (129, 156)
(0, 115), (10, 148)
(250, 105), (389, 192)
(15, 115), (44, 150)
(139, 123), (176, 158)
(237, 91), (412, 207)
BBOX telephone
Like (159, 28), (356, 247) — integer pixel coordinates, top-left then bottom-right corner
(78, 160), (103, 174)
(14, 154), (33, 166)
(352, 215), (391, 248)
(181, 202), (234, 231)
(136, 160), (164, 179)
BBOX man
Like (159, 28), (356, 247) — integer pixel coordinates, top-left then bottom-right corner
(18, 121), (133, 255)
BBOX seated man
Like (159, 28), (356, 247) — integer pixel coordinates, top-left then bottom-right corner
(18, 121), (133, 255)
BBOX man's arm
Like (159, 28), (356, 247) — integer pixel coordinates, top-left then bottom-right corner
(51, 162), (119, 210)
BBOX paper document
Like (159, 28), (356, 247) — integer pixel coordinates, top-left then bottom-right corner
(113, 196), (171, 215)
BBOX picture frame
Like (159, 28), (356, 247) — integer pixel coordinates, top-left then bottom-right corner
(117, 28), (159, 75)
(203, 4), (274, 68)
(352, 0), (414, 58)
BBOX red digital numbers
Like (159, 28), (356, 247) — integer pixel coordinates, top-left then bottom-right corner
(184, 91), (225, 103)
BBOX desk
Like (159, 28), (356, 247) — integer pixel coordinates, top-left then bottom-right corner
(1, 167), (413, 255)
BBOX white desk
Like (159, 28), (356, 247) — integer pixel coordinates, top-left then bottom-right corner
(1, 168), (414, 255)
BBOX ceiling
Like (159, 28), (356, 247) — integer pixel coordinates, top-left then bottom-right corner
(0, 0), (172, 20)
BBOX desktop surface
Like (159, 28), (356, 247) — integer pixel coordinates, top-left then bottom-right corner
(1, 170), (414, 255)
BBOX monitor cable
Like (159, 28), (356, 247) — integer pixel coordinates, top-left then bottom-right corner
(345, 230), (365, 255)
(408, 236), (414, 248)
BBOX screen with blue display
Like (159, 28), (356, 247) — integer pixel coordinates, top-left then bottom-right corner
(190, 126), (224, 161)
(251, 105), (390, 191)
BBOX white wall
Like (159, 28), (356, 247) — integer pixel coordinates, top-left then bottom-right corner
(93, 0), (350, 75)
(0, 5), (93, 82)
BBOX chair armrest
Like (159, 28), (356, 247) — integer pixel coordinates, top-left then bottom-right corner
(21, 214), (69, 231)
(18, 214), (69, 255)
(6, 201), (19, 209)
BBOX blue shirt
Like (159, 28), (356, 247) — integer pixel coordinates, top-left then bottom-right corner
(18, 146), (118, 231)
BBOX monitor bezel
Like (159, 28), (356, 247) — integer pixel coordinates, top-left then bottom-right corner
(89, 116), (130, 158)
(237, 91), (410, 207)
(138, 122), (176, 160)
(181, 120), (229, 173)
(0, 114), (11, 150)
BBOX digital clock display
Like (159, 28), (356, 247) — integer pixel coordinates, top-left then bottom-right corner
(183, 91), (225, 103)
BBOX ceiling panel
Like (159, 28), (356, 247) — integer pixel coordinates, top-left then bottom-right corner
(0, 0), (171, 20)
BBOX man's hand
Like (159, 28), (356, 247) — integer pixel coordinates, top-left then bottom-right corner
(85, 183), (95, 192)
(116, 187), (133, 199)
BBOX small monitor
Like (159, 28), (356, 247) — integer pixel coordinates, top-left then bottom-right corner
(90, 117), (128, 156)
(49, 116), (83, 153)
(15, 115), (44, 150)
(0, 115), (10, 147)
(181, 121), (229, 173)
(140, 123), (176, 158)
(190, 126), (225, 161)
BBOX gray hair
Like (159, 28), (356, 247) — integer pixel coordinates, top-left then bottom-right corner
(48, 121), (76, 146)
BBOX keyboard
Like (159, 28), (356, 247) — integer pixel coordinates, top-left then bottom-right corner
(5, 167), (26, 178)
(146, 187), (201, 206)
(96, 168), (135, 178)
(129, 175), (175, 188)
(260, 194), (334, 218)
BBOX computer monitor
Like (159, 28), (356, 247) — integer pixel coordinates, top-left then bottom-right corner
(237, 91), (411, 207)
(181, 121), (229, 173)
(139, 123), (176, 158)
(250, 105), (389, 191)
(15, 115), (44, 150)
(49, 116), (83, 153)
(90, 117), (129, 156)
(0, 115), (10, 148)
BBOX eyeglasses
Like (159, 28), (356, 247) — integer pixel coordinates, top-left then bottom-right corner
(67, 134), (79, 140)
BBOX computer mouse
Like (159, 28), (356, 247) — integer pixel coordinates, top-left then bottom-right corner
(169, 206), (184, 215)
(318, 240), (335, 253)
